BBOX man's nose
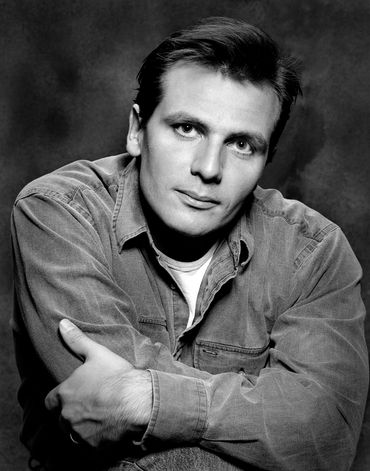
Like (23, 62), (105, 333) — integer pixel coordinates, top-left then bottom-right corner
(190, 140), (223, 183)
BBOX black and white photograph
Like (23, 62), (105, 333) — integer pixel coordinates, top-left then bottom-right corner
(1, 1), (370, 470)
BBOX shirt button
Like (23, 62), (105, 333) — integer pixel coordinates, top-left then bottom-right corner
(170, 284), (176, 290)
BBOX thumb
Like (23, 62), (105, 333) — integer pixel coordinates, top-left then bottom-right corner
(59, 319), (99, 361)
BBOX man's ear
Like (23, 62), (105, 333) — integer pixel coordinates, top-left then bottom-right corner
(126, 104), (142, 157)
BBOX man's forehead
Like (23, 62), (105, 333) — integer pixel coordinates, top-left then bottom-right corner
(157, 62), (281, 136)
(161, 61), (280, 104)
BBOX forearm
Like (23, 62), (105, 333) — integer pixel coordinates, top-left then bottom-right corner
(143, 367), (363, 471)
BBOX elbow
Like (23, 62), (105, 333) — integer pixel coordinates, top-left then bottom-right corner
(269, 395), (359, 470)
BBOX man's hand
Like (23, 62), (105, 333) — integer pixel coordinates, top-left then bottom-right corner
(45, 319), (152, 447)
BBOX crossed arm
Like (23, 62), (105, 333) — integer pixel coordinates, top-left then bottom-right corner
(12, 193), (369, 470)
(45, 318), (152, 447)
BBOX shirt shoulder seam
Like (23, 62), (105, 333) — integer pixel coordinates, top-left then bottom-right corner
(15, 185), (97, 226)
(254, 196), (338, 242)
(294, 223), (338, 271)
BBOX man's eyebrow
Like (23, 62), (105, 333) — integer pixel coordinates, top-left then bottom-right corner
(164, 112), (269, 153)
(163, 112), (208, 132)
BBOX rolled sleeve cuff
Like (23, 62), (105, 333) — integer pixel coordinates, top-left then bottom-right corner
(139, 369), (208, 449)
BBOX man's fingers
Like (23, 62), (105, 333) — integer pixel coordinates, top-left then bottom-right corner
(59, 319), (100, 360)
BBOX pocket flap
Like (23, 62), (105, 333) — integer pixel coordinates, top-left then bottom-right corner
(194, 339), (269, 375)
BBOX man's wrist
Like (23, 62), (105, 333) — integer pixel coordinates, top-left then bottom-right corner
(121, 369), (153, 432)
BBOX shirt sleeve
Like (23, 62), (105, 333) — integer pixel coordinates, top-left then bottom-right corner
(141, 227), (369, 471)
(11, 192), (211, 383)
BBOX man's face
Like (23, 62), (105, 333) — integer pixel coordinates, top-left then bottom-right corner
(127, 63), (280, 240)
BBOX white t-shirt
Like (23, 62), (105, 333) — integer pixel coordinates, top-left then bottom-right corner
(159, 243), (218, 328)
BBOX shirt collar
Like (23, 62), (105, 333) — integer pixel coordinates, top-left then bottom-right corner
(226, 196), (255, 268)
(113, 157), (151, 251)
(113, 156), (255, 266)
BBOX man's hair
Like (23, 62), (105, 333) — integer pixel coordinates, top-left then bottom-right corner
(135, 17), (301, 160)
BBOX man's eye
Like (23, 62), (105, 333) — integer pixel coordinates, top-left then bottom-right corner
(174, 124), (198, 138)
(229, 139), (253, 156)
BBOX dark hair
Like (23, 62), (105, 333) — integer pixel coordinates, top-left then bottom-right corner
(135, 17), (301, 160)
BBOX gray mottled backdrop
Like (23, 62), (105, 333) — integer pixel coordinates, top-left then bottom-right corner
(1, 1), (369, 469)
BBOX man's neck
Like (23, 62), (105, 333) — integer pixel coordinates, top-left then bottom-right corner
(152, 228), (220, 262)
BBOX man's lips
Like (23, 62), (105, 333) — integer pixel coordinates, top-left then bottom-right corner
(176, 189), (220, 209)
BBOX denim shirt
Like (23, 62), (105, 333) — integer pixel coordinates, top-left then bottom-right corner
(11, 154), (368, 471)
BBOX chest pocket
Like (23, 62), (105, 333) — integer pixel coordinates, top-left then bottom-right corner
(138, 317), (170, 349)
(194, 339), (269, 376)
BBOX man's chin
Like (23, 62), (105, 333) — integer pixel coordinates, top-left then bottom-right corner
(166, 221), (214, 239)
(169, 229), (211, 240)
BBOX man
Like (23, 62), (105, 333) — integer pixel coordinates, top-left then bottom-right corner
(11, 17), (368, 471)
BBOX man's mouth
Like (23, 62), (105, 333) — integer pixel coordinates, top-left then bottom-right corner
(176, 190), (220, 209)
